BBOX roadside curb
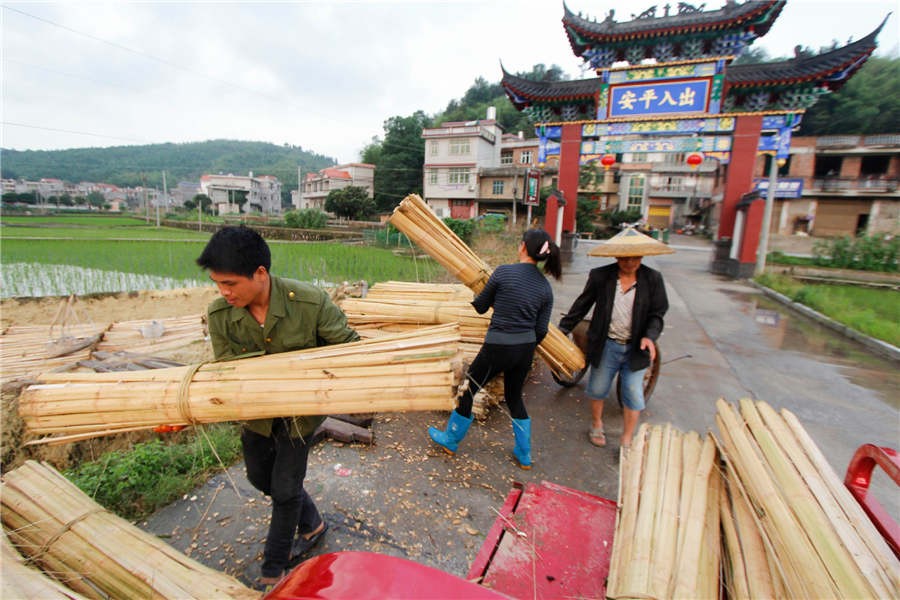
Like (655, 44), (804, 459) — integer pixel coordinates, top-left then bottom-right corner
(747, 280), (900, 362)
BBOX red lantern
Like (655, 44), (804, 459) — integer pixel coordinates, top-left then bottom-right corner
(600, 154), (616, 170)
(686, 152), (704, 169)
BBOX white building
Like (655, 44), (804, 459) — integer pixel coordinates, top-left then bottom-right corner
(294, 163), (375, 211)
(200, 172), (283, 215)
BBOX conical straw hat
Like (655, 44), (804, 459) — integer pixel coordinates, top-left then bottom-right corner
(588, 227), (675, 257)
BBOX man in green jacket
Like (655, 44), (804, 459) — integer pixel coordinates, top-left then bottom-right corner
(196, 225), (359, 587)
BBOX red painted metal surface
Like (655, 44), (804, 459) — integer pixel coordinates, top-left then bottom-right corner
(263, 551), (512, 600)
(844, 444), (900, 558)
(468, 480), (617, 599)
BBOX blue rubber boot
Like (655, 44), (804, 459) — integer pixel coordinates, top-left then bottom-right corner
(512, 418), (532, 470)
(428, 410), (473, 455)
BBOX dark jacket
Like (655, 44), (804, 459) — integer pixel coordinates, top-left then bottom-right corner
(559, 263), (668, 371)
(207, 275), (359, 439)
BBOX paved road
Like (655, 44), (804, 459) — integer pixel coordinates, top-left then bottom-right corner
(141, 234), (899, 589)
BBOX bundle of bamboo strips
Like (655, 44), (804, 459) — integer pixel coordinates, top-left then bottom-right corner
(341, 297), (490, 343)
(19, 324), (463, 444)
(715, 398), (898, 598)
(1, 460), (257, 599)
(366, 281), (474, 301)
(388, 194), (585, 378)
(606, 423), (721, 599)
(2, 525), (87, 600)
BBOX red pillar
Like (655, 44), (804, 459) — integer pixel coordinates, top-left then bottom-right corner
(739, 196), (766, 264)
(718, 115), (763, 240)
(545, 122), (581, 239)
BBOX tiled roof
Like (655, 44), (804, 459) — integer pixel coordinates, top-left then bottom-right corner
(320, 168), (352, 180)
(501, 19), (885, 110)
(501, 67), (600, 109)
(563, 0), (784, 56)
(725, 18), (885, 89)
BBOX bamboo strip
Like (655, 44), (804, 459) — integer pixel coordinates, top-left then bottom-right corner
(780, 408), (900, 592)
(623, 424), (664, 595)
(1, 525), (87, 599)
(740, 399), (875, 599)
(649, 424), (682, 598)
(2, 461), (257, 599)
(606, 423), (649, 598)
(716, 398), (835, 598)
(720, 480), (751, 600)
(671, 434), (717, 598)
(387, 194), (585, 377)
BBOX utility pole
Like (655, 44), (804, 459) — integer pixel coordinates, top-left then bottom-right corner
(755, 155), (779, 276)
(142, 173), (148, 222)
(159, 171), (167, 228)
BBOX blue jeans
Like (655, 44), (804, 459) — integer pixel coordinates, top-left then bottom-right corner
(586, 338), (647, 411)
(242, 419), (322, 577)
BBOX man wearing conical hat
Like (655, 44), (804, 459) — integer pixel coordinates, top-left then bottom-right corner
(559, 228), (671, 450)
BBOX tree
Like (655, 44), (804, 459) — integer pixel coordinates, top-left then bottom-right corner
(325, 186), (376, 220)
(799, 56), (900, 135)
(361, 136), (383, 165)
(372, 112), (431, 212)
(86, 191), (106, 208)
(191, 194), (212, 213)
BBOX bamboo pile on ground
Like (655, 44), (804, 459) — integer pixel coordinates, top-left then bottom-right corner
(96, 314), (207, 356)
(715, 398), (899, 599)
(19, 324), (464, 444)
(1, 460), (256, 599)
(366, 281), (473, 301)
(340, 297), (490, 344)
(388, 193), (584, 379)
(606, 423), (721, 599)
(1, 323), (109, 385)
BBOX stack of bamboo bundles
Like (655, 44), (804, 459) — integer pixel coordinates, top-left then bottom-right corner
(607, 423), (722, 599)
(366, 281), (474, 301)
(1, 460), (256, 599)
(715, 398), (899, 599)
(341, 297), (490, 343)
(95, 314), (207, 356)
(19, 324), (463, 444)
(388, 194), (585, 378)
(2, 525), (87, 599)
(0, 322), (109, 385)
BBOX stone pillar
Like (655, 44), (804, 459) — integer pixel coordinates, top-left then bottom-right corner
(545, 122), (581, 242)
(718, 115), (763, 240)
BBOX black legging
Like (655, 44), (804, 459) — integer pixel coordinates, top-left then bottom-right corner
(455, 342), (537, 420)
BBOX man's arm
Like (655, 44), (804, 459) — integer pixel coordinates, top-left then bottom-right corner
(559, 272), (597, 333)
(316, 293), (360, 345)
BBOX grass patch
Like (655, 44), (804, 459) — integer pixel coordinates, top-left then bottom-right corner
(756, 273), (900, 347)
(65, 424), (242, 519)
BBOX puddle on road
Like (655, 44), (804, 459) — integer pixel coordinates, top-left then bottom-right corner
(721, 289), (899, 409)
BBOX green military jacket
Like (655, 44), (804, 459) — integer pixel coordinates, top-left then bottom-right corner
(207, 275), (359, 439)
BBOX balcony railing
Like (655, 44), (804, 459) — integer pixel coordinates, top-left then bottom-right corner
(812, 176), (899, 193)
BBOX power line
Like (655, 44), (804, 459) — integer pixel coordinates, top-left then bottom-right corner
(1, 121), (148, 144)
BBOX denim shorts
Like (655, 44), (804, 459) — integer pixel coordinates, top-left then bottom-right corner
(585, 338), (647, 411)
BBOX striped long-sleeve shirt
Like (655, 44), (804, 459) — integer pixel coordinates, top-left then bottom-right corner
(472, 262), (554, 345)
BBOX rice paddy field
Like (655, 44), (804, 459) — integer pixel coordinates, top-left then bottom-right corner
(1, 215), (442, 298)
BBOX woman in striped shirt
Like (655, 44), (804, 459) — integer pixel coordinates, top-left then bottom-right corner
(428, 228), (562, 469)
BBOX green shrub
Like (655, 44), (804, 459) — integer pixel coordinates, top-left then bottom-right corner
(65, 424), (242, 519)
(444, 218), (475, 244)
(811, 234), (898, 272)
(284, 208), (329, 229)
(602, 208), (643, 229)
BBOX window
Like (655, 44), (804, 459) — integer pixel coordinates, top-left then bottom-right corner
(520, 151), (533, 165)
(627, 174), (645, 210)
(448, 168), (470, 184)
(428, 170), (438, 185)
(501, 151), (513, 165)
(430, 140), (439, 156)
(449, 139), (470, 155)
(492, 180), (504, 195)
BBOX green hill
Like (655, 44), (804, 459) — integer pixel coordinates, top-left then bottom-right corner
(0, 139), (336, 191)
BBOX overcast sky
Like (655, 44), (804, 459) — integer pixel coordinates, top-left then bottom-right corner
(2, 1), (897, 165)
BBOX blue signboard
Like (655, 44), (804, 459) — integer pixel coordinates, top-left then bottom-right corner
(754, 177), (804, 198)
(608, 79), (710, 118)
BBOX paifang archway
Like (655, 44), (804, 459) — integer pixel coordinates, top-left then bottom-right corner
(501, 1), (886, 277)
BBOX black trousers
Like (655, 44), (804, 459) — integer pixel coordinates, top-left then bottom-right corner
(455, 342), (536, 420)
(242, 419), (322, 577)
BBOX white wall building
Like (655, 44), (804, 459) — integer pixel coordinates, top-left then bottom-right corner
(294, 163), (375, 211)
(200, 172), (282, 215)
